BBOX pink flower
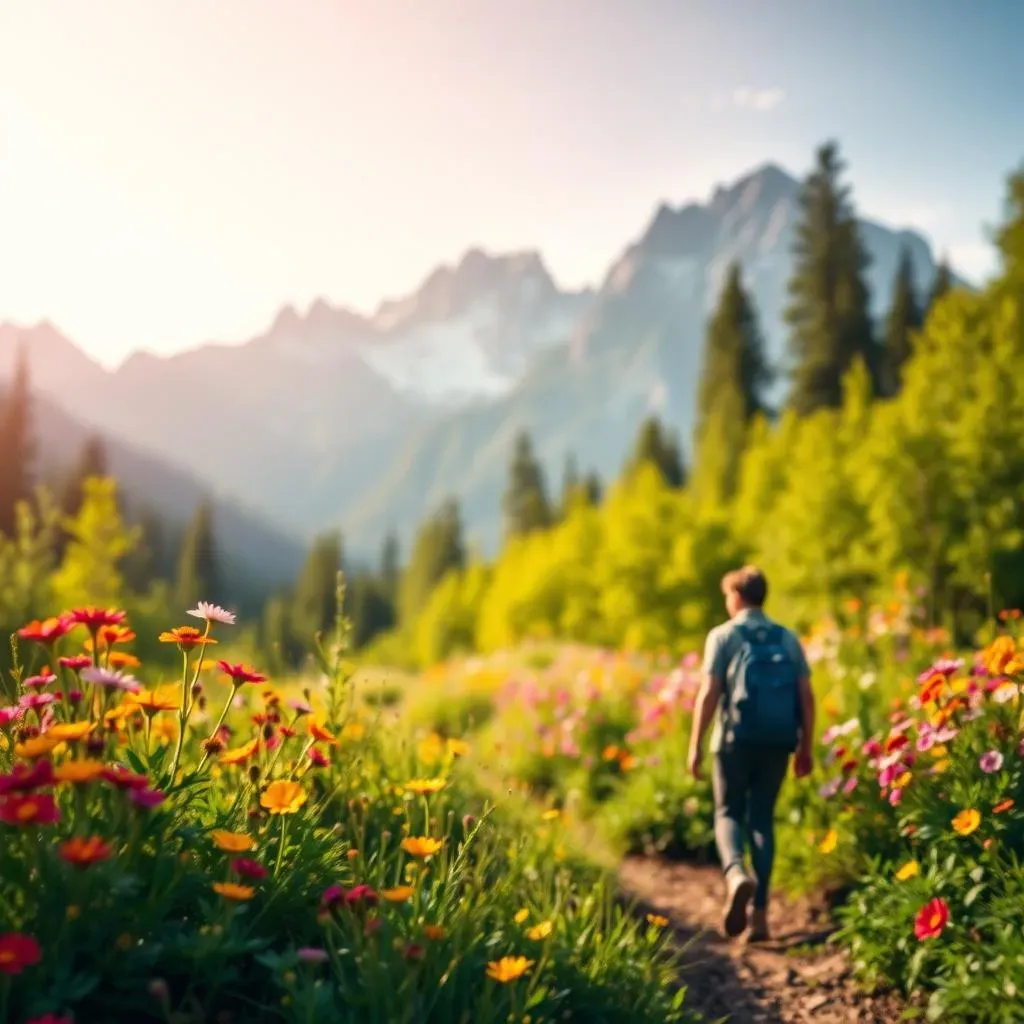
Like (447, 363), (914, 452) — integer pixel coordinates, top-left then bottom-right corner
(59, 655), (92, 672)
(934, 726), (959, 744)
(187, 602), (236, 626)
(18, 692), (57, 710)
(0, 706), (24, 727)
(297, 947), (329, 964)
(980, 750), (1005, 774)
(889, 788), (903, 806)
(862, 738), (883, 759)
(22, 671), (56, 689)
(843, 776), (859, 795)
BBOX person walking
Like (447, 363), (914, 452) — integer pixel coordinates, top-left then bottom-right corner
(687, 565), (814, 942)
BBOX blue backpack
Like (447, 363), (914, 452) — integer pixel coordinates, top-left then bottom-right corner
(723, 621), (801, 749)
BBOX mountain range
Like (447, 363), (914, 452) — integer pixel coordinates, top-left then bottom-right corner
(0, 161), (961, 567)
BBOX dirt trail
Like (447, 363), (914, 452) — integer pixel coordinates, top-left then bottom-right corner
(618, 857), (903, 1024)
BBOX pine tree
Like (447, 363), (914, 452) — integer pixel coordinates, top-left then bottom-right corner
(881, 246), (924, 396)
(693, 262), (773, 501)
(626, 416), (686, 488)
(290, 531), (343, 642)
(175, 500), (221, 608)
(558, 453), (584, 517)
(502, 431), (552, 538)
(994, 168), (1024, 281)
(785, 141), (879, 414)
(122, 505), (172, 592)
(927, 257), (953, 313)
(399, 498), (465, 625)
(380, 530), (401, 606)
(347, 572), (396, 649)
(583, 471), (603, 506)
(61, 435), (109, 519)
(0, 347), (35, 536)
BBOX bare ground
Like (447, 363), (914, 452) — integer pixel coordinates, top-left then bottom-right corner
(618, 857), (905, 1024)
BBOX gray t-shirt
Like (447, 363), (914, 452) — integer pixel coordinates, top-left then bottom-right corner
(701, 608), (810, 753)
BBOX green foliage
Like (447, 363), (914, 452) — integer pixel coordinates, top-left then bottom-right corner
(50, 476), (140, 611)
(502, 431), (553, 539)
(785, 141), (880, 414)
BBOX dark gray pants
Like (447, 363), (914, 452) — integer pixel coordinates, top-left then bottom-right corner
(712, 744), (791, 909)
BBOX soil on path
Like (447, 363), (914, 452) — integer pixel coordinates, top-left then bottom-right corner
(618, 856), (904, 1024)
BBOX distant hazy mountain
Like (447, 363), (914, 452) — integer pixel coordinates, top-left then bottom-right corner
(1, 161), (958, 562)
(17, 385), (305, 592)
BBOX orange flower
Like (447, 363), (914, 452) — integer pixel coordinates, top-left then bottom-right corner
(952, 808), (981, 836)
(401, 836), (443, 858)
(993, 799), (1015, 814)
(423, 924), (446, 940)
(212, 882), (255, 901)
(53, 760), (107, 784)
(918, 675), (945, 705)
(382, 886), (416, 902)
(309, 721), (338, 745)
(486, 956), (533, 983)
(18, 617), (73, 645)
(108, 651), (141, 669)
(14, 735), (64, 759)
(46, 721), (95, 742)
(526, 920), (552, 940)
(646, 913), (669, 927)
(982, 635), (1017, 675)
(60, 835), (114, 867)
(219, 738), (260, 766)
(159, 626), (218, 649)
(260, 780), (307, 815)
(127, 686), (180, 714)
(210, 829), (255, 853)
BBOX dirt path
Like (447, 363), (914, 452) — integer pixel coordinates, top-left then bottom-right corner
(618, 857), (903, 1024)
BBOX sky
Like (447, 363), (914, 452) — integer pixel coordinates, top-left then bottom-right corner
(1, 0), (1021, 367)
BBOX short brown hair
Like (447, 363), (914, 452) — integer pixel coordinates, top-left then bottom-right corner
(721, 565), (768, 607)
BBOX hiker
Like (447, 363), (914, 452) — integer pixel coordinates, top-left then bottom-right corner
(687, 565), (814, 942)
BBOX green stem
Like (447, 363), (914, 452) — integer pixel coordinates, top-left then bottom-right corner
(197, 683), (240, 772)
(275, 815), (288, 877)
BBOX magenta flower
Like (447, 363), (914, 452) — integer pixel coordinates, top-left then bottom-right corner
(297, 947), (329, 964)
(917, 659), (963, 683)
(980, 750), (1005, 774)
(22, 672), (55, 690)
(888, 788), (903, 806)
(129, 787), (166, 809)
(842, 776), (859, 795)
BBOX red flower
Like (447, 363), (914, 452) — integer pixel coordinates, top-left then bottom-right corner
(18, 617), (73, 645)
(403, 941), (425, 961)
(346, 884), (379, 908)
(0, 759), (54, 795)
(321, 884), (346, 910)
(232, 857), (268, 880)
(0, 932), (42, 974)
(69, 607), (126, 632)
(0, 793), (61, 826)
(309, 747), (329, 768)
(217, 662), (268, 686)
(59, 655), (93, 672)
(101, 766), (150, 790)
(914, 898), (950, 941)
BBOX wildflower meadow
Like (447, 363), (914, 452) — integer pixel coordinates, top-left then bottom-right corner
(0, 590), (689, 1024)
